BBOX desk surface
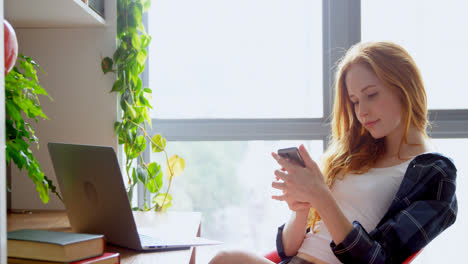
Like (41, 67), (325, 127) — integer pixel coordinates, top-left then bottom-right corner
(7, 210), (201, 264)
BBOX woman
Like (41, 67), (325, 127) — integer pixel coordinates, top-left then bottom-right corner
(209, 41), (457, 264)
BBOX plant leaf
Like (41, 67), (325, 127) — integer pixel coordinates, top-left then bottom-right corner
(136, 50), (146, 67)
(35, 179), (49, 204)
(143, 108), (151, 127)
(5, 55), (55, 204)
(166, 155), (185, 180)
(125, 101), (137, 119)
(155, 168), (163, 190)
(127, 184), (135, 203)
(142, 0), (151, 13)
(151, 134), (166, 152)
(132, 167), (138, 183)
(128, 2), (143, 29)
(137, 166), (148, 184)
(131, 32), (141, 49)
(136, 135), (146, 153)
(111, 78), (124, 92)
(153, 193), (172, 212)
(148, 162), (161, 179)
(101, 57), (114, 74)
(145, 178), (158, 193)
(44, 175), (63, 202)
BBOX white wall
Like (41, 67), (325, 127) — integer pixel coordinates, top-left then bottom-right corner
(10, 0), (118, 210)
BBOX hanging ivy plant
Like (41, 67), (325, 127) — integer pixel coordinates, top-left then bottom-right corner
(101, 0), (185, 211)
(5, 54), (62, 204)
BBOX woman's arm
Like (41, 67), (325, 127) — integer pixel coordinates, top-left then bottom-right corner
(314, 189), (353, 245)
(277, 187), (354, 258)
(275, 171), (354, 256)
(330, 154), (457, 264)
(281, 209), (309, 256)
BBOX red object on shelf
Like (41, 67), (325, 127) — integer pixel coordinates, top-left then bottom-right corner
(4, 19), (18, 76)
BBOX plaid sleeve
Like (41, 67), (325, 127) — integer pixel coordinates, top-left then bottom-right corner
(276, 224), (294, 262)
(330, 157), (457, 264)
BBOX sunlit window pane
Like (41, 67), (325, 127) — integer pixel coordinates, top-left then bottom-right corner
(151, 140), (323, 263)
(361, 0), (468, 110)
(411, 139), (467, 263)
(148, 0), (323, 119)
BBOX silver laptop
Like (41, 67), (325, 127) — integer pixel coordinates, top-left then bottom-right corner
(48, 142), (219, 251)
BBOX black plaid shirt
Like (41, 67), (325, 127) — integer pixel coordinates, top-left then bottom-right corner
(276, 153), (457, 264)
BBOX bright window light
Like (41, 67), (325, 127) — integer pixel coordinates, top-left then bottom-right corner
(148, 0), (323, 119)
(151, 140), (323, 263)
(362, 0), (468, 110)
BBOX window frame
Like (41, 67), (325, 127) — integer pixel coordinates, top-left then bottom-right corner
(138, 0), (468, 207)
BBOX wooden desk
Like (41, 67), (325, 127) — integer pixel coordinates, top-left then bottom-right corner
(7, 210), (202, 264)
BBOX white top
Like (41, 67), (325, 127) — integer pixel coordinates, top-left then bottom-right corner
(298, 160), (412, 264)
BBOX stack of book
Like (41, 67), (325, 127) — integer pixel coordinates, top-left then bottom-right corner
(7, 229), (120, 264)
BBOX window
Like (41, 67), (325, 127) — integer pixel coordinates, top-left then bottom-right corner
(148, 0), (323, 119)
(146, 1), (328, 262)
(151, 140), (323, 263)
(142, 0), (468, 263)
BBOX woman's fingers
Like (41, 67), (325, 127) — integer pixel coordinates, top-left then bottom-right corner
(272, 181), (286, 191)
(271, 194), (286, 201)
(298, 144), (319, 170)
(274, 169), (288, 181)
(271, 152), (296, 173)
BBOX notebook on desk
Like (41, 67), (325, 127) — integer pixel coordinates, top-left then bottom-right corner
(48, 142), (220, 251)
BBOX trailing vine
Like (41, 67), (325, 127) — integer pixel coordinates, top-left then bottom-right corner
(5, 54), (62, 204)
(101, 0), (184, 211)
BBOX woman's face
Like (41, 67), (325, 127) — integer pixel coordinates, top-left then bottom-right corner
(345, 63), (404, 139)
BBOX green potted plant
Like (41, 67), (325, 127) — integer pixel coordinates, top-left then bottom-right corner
(101, 0), (184, 211)
(4, 20), (60, 204)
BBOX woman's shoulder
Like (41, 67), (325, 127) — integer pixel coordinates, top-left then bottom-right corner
(411, 152), (455, 166)
(409, 152), (457, 179)
(410, 140), (455, 168)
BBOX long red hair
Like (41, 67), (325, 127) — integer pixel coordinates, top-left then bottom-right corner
(308, 41), (429, 231)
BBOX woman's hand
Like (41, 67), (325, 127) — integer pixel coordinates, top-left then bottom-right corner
(271, 144), (329, 208)
(272, 145), (354, 245)
(284, 198), (311, 212)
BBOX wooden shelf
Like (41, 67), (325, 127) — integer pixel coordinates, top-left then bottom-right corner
(5, 0), (105, 28)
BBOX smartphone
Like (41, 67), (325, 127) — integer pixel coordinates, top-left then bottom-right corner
(277, 147), (305, 167)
